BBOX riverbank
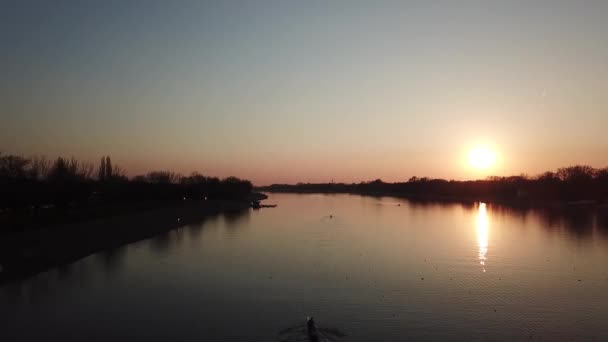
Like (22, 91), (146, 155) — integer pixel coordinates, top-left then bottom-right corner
(258, 189), (608, 209)
(369, 191), (608, 209)
(0, 200), (251, 285)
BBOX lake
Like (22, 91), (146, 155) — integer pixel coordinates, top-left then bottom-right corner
(1, 193), (608, 341)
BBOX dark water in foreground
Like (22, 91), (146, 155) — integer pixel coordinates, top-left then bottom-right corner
(2, 194), (608, 341)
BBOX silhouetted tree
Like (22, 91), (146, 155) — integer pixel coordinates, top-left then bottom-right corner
(111, 164), (126, 181)
(0, 154), (30, 179)
(29, 156), (50, 180)
(0, 152), (255, 233)
(48, 157), (69, 182)
(596, 168), (608, 182)
(261, 165), (608, 204)
(105, 156), (112, 179)
(220, 176), (253, 198)
(132, 175), (147, 183)
(99, 156), (106, 181)
(537, 171), (558, 182)
(557, 165), (595, 182)
(146, 171), (181, 184)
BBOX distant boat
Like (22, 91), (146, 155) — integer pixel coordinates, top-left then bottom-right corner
(250, 200), (277, 209)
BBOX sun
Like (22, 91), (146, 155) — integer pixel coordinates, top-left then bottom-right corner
(468, 146), (497, 170)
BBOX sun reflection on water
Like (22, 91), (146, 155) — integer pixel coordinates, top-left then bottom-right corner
(476, 203), (489, 272)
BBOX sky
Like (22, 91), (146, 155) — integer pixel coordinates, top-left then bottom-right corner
(1, 0), (607, 185)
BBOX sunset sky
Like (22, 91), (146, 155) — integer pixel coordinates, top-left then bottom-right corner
(2, 1), (607, 185)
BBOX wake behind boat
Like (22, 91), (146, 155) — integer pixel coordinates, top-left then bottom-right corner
(277, 317), (346, 342)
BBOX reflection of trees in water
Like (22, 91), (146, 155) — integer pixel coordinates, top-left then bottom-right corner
(99, 246), (128, 275)
(184, 221), (204, 241)
(147, 210), (251, 252)
(0, 273), (54, 305)
(596, 210), (608, 231)
(483, 204), (608, 239)
(405, 197), (608, 239)
(556, 210), (593, 237)
(186, 212), (222, 240)
(1, 257), (96, 304)
(57, 262), (73, 279)
(523, 207), (597, 238)
(222, 209), (250, 230)
(149, 230), (172, 254)
(403, 197), (476, 212)
(488, 204), (528, 223)
(399, 197), (477, 221)
(149, 227), (186, 254)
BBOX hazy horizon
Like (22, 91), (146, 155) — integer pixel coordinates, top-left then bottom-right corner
(2, 1), (608, 185)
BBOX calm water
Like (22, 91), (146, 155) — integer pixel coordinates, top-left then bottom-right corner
(2, 193), (608, 341)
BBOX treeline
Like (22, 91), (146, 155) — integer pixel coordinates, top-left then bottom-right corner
(259, 165), (608, 205)
(0, 153), (253, 211)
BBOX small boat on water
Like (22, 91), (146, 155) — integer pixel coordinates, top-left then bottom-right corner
(251, 200), (277, 209)
(277, 317), (346, 342)
(307, 317), (320, 341)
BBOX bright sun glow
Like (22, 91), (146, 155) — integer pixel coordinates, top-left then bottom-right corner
(468, 147), (497, 170)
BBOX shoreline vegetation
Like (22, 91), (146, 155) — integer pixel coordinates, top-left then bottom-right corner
(2, 152), (607, 284)
(0, 153), (263, 284)
(258, 165), (608, 208)
(1, 153), (257, 233)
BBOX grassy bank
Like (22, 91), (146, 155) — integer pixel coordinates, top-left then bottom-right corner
(0, 200), (250, 285)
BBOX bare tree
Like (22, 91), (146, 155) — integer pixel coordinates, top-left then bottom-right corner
(98, 156), (106, 181)
(0, 154), (30, 178)
(556, 165), (595, 182)
(111, 164), (126, 181)
(29, 155), (50, 180)
(105, 156), (112, 179)
(146, 171), (182, 184)
(78, 161), (94, 180)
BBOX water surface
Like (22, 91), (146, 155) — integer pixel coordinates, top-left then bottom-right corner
(2, 194), (608, 341)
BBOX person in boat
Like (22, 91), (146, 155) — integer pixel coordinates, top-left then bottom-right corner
(306, 316), (316, 334)
(307, 318), (319, 342)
